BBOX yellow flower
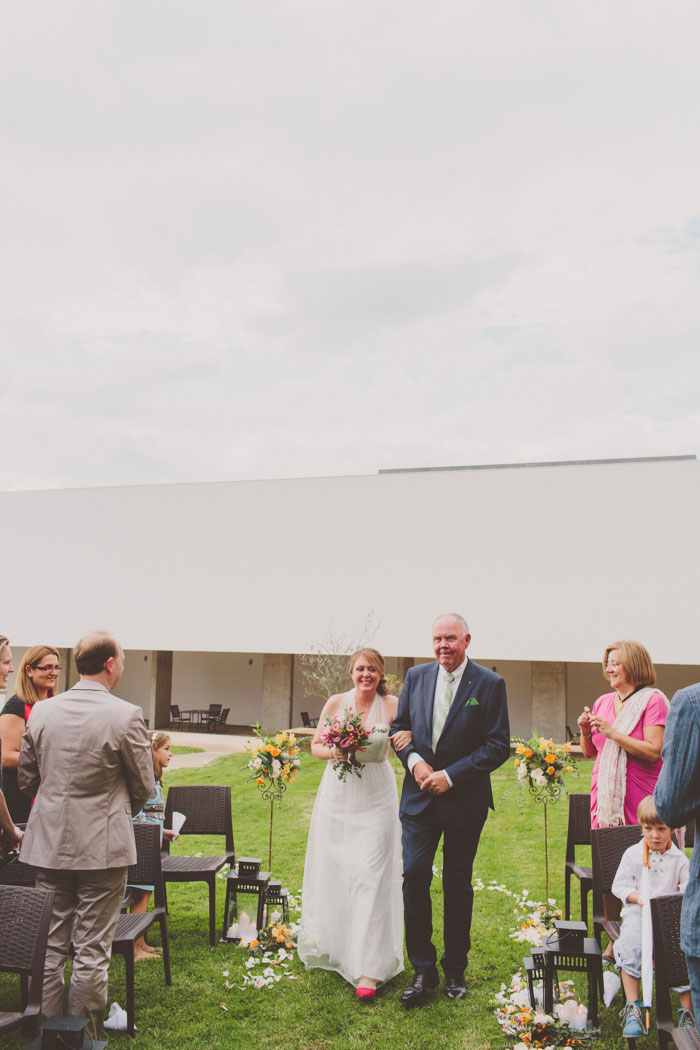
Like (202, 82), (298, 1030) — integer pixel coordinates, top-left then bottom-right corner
(516, 743), (525, 755)
(514, 758), (520, 768)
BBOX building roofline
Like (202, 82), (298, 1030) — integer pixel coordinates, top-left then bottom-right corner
(379, 454), (697, 475)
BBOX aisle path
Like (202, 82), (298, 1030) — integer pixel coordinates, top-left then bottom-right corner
(168, 730), (256, 770)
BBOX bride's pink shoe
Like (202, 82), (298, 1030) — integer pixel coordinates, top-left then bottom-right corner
(356, 987), (376, 999)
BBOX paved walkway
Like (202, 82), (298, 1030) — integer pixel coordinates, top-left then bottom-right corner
(168, 730), (256, 770)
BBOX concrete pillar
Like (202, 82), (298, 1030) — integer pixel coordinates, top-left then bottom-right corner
(531, 661), (567, 742)
(262, 654), (294, 733)
(395, 657), (414, 694)
(151, 651), (173, 730)
(57, 648), (73, 693)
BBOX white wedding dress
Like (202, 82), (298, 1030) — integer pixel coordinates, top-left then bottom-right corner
(298, 690), (404, 988)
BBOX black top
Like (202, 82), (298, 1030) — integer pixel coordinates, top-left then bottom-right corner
(1, 695), (26, 719)
(0, 694), (31, 823)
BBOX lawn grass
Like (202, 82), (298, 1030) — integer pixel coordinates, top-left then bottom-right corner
(1, 754), (645, 1049)
(170, 745), (205, 755)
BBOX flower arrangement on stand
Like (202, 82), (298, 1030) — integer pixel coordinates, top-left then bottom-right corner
(246, 725), (301, 870)
(512, 735), (575, 900)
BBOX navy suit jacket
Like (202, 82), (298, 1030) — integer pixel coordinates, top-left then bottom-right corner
(391, 659), (510, 824)
(655, 682), (700, 960)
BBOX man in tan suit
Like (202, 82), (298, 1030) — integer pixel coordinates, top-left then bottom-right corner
(19, 631), (154, 1038)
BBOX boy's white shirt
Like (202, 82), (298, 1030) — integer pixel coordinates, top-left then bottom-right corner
(612, 839), (689, 907)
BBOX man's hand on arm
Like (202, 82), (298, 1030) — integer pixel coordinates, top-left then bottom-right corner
(420, 770), (451, 795)
(410, 758), (434, 787)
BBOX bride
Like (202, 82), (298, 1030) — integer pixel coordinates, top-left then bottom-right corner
(298, 648), (408, 998)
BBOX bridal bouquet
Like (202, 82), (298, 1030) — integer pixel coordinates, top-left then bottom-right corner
(320, 708), (370, 782)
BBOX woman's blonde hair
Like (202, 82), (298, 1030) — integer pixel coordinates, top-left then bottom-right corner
(150, 732), (171, 784)
(603, 640), (656, 689)
(349, 648), (388, 696)
(0, 636), (9, 660)
(14, 645), (60, 705)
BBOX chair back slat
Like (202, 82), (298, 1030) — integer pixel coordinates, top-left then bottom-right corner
(0, 885), (55, 975)
(652, 893), (689, 989)
(566, 794), (592, 856)
(164, 785), (234, 854)
(591, 824), (642, 896)
(0, 859), (38, 888)
(128, 823), (166, 909)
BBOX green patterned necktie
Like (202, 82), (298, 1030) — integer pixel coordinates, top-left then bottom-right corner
(432, 671), (455, 749)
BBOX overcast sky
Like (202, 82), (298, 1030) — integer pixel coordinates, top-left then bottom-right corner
(2, 1), (699, 491)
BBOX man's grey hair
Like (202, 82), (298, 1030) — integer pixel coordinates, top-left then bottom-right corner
(432, 613), (470, 635)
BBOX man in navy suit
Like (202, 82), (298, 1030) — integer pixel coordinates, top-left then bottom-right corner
(391, 613), (510, 1005)
(655, 683), (700, 1022)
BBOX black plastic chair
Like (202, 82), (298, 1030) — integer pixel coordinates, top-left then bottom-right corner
(111, 823), (171, 1037)
(200, 704), (223, 731)
(301, 711), (318, 728)
(564, 793), (593, 925)
(169, 705), (192, 730)
(651, 893), (700, 1050)
(0, 884), (55, 1038)
(162, 785), (235, 946)
(215, 708), (230, 733)
(591, 824), (642, 948)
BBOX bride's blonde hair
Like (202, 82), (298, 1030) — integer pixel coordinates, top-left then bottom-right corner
(349, 648), (388, 696)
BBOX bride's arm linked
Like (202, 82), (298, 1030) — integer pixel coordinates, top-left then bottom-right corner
(310, 695), (347, 761)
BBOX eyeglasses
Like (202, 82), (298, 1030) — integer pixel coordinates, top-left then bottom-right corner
(605, 661), (622, 670)
(32, 665), (62, 673)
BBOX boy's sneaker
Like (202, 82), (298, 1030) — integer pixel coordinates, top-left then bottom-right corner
(678, 1007), (697, 1031)
(620, 998), (645, 1038)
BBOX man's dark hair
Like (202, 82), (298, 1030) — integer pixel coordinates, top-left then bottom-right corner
(74, 632), (119, 676)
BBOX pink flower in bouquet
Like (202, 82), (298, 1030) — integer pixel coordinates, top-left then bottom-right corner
(320, 708), (371, 782)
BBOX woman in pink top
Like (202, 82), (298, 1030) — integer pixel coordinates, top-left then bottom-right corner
(577, 640), (668, 829)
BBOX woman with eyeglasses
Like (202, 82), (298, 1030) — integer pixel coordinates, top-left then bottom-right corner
(0, 644), (61, 823)
(0, 636), (23, 848)
(577, 641), (668, 830)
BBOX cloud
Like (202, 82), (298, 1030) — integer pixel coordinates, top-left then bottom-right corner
(1, 1), (700, 491)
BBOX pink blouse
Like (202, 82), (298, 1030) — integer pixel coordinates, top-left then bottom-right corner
(589, 690), (667, 828)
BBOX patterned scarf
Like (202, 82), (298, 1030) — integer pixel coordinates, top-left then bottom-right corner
(595, 686), (668, 827)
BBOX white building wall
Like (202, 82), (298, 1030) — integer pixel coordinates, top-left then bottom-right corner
(172, 651), (264, 727)
(2, 457), (698, 664)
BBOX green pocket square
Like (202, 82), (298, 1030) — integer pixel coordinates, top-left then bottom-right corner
(465, 697), (479, 706)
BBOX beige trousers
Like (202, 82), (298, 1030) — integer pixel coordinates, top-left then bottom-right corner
(36, 866), (127, 1038)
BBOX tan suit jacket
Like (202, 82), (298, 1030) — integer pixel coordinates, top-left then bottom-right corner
(18, 680), (154, 870)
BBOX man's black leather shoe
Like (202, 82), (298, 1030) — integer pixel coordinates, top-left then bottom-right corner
(400, 971), (439, 1006)
(445, 976), (467, 1000)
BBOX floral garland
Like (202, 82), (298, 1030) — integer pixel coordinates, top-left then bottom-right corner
(493, 971), (594, 1049)
(220, 893), (303, 997)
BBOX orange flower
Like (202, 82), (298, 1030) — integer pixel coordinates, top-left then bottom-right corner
(545, 753), (557, 763)
(547, 765), (555, 775)
(268, 746), (281, 757)
(256, 776), (265, 785)
(524, 748), (533, 758)
(249, 939), (259, 948)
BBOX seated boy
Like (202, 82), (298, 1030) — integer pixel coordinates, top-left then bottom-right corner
(612, 794), (693, 1039)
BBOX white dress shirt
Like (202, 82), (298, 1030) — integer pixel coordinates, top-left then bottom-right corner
(612, 839), (689, 906)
